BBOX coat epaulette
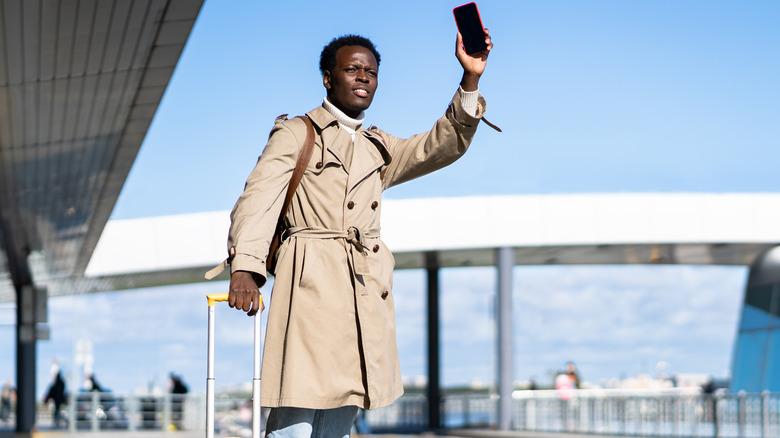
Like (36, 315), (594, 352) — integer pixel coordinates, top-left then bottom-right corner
(275, 114), (289, 124)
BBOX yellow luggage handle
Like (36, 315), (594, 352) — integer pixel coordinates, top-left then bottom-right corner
(207, 292), (263, 308)
(206, 292), (228, 306)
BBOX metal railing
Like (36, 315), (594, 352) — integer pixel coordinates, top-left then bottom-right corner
(363, 393), (428, 431)
(362, 388), (780, 438)
(34, 393), (199, 432)
(27, 388), (780, 437)
(506, 388), (777, 438)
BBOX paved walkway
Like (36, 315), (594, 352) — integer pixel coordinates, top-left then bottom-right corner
(2, 432), (203, 438)
(0, 430), (639, 438)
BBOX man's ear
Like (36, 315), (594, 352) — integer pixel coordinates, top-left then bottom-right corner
(323, 71), (332, 90)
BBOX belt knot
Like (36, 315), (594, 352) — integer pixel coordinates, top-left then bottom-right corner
(346, 226), (368, 254)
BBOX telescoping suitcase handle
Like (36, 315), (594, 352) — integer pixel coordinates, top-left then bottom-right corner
(206, 293), (264, 438)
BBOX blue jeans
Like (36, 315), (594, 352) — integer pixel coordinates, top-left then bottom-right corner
(265, 406), (359, 438)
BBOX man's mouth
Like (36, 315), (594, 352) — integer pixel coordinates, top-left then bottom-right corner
(354, 88), (369, 97)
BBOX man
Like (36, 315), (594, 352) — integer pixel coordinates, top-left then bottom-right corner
(44, 372), (67, 429)
(566, 361), (580, 389)
(169, 373), (188, 430)
(0, 379), (15, 424)
(213, 30), (493, 437)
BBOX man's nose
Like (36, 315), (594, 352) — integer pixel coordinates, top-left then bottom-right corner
(356, 68), (368, 82)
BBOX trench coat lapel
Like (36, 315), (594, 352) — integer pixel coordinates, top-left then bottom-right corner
(363, 129), (392, 164)
(307, 106), (392, 191)
(306, 106), (348, 168)
(347, 128), (391, 193)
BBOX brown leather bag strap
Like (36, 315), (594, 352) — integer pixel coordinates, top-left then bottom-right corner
(276, 115), (315, 231)
(207, 116), (316, 279)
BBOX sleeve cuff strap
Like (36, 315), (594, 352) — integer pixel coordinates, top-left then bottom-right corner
(230, 255), (266, 277)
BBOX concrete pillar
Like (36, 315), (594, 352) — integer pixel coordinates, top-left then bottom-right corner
(425, 251), (441, 430)
(497, 247), (514, 430)
(16, 282), (37, 434)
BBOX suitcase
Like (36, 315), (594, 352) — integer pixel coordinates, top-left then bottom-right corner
(206, 292), (264, 438)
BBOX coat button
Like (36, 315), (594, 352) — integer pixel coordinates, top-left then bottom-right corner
(315, 161), (323, 169)
(371, 201), (378, 210)
(373, 244), (380, 253)
(381, 291), (389, 299)
(347, 201), (355, 209)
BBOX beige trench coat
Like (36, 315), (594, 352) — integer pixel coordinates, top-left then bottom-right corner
(226, 89), (486, 410)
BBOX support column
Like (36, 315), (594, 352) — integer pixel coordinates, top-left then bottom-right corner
(16, 282), (37, 434)
(425, 251), (441, 430)
(497, 247), (514, 431)
(2, 199), (39, 435)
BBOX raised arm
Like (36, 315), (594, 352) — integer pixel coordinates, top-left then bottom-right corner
(457, 29), (493, 92)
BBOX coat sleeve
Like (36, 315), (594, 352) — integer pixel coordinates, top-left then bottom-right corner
(227, 120), (305, 281)
(380, 88), (487, 190)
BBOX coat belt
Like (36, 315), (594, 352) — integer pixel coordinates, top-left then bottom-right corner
(287, 226), (378, 275)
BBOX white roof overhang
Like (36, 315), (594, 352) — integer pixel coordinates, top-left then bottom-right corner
(27, 192), (776, 300)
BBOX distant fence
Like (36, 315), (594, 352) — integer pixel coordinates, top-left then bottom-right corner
(28, 388), (780, 437)
(365, 388), (780, 438)
(33, 392), (199, 432)
(511, 389), (779, 438)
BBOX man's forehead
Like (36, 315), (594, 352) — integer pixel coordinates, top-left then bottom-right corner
(336, 46), (377, 65)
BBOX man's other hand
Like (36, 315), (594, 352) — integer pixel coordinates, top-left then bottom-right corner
(457, 29), (493, 91)
(229, 270), (265, 316)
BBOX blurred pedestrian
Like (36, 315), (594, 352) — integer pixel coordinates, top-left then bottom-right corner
(1, 379), (15, 424)
(170, 373), (188, 395)
(169, 373), (188, 430)
(86, 374), (104, 392)
(566, 361), (581, 388)
(44, 372), (67, 429)
(554, 372), (573, 430)
(702, 376), (718, 436)
(555, 372), (574, 400)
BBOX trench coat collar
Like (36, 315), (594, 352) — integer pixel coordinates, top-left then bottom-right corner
(306, 105), (348, 167)
(361, 128), (392, 166)
(306, 105), (392, 186)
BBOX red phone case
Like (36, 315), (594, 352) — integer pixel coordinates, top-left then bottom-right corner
(453, 2), (487, 55)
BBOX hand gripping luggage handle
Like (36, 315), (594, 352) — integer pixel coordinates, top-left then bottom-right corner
(206, 293), (264, 438)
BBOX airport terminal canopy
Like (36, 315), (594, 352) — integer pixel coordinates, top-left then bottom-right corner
(0, 0), (204, 303)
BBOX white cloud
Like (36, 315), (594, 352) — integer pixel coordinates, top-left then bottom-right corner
(406, 265), (746, 387)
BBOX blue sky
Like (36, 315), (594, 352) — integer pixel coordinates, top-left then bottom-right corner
(1, 0), (778, 396)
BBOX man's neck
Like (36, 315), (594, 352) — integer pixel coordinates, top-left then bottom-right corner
(323, 97), (364, 132)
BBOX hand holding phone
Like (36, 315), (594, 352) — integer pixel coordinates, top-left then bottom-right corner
(453, 2), (487, 55)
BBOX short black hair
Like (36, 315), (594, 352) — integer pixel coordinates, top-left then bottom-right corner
(320, 34), (381, 75)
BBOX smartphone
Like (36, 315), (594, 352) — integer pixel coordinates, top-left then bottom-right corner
(453, 2), (487, 55)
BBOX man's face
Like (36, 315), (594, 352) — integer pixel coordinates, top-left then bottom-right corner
(323, 45), (378, 118)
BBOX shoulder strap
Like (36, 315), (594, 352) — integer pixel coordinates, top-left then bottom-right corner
(205, 116), (315, 280)
(277, 115), (315, 228)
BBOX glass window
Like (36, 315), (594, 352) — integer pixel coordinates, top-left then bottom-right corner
(770, 284), (780, 328)
(741, 284), (774, 330)
(730, 330), (768, 392)
(740, 303), (770, 331)
(764, 329), (780, 392)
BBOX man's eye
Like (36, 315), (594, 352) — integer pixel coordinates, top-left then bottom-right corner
(367, 70), (377, 77)
(345, 67), (356, 73)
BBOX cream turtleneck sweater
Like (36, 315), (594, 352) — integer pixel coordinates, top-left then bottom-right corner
(322, 97), (365, 141)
